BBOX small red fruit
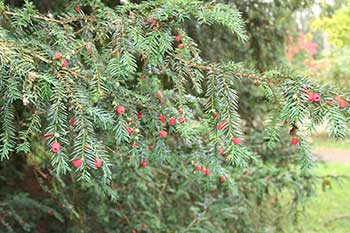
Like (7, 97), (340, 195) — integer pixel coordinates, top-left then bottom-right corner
(204, 169), (210, 176)
(159, 130), (167, 138)
(51, 142), (61, 153)
(62, 60), (69, 68)
(195, 165), (202, 171)
(308, 93), (314, 103)
(175, 35), (182, 42)
(219, 176), (226, 183)
(217, 124), (224, 131)
(232, 138), (241, 145)
(148, 18), (156, 26)
(136, 112), (142, 119)
(291, 137), (298, 145)
(70, 117), (76, 126)
(178, 44), (184, 49)
(47, 209), (53, 215)
(159, 114), (166, 123)
(127, 128), (134, 136)
(73, 158), (83, 168)
(148, 145), (153, 151)
(335, 95), (340, 100)
(156, 92), (163, 99)
(178, 117), (185, 124)
(116, 105), (125, 115)
(339, 100), (347, 109)
(132, 230), (137, 233)
(95, 159), (103, 168)
(141, 161), (148, 168)
(219, 148), (225, 156)
(169, 117), (176, 126)
(75, 5), (81, 13)
(254, 79), (259, 85)
(313, 94), (321, 103)
(142, 224), (147, 229)
(212, 112), (220, 119)
(178, 108), (183, 114)
(54, 52), (62, 60)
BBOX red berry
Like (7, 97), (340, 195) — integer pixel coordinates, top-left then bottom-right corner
(232, 138), (241, 145)
(54, 52), (62, 60)
(175, 35), (182, 42)
(156, 92), (163, 99)
(75, 5), (81, 13)
(115, 105), (125, 115)
(51, 142), (61, 153)
(159, 114), (166, 123)
(127, 128), (134, 136)
(62, 60), (69, 68)
(178, 44), (184, 49)
(212, 112), (220, 119)
(217, 124), (224, 131)
(266, 177), (272, 183)
(254, 79), (259, 85)
(142, 224), (147, 229)
(195, 165), (202, 171)
(136, 112), (142, 119)
(159, 130), (167, 138)
(132, 230), (137, 233)
(308, 93), (314, 103)
(313, 94), (321, 103)
(148, 145), (153, 151)
(178, 108), (183, 114)
(291, 137), (298, 145)
(148, 18), (156, 26)
(169, 117), (177, 126)
(219, 148), (225, 156)
(219, 176), (226, 183)
(73, 158), (83, 168)
(178, 117), (185, 124)
(141, 161), (148, 168)
(339, 100), (347, 109)
(70, 117), (76, 126)
(204, 169), (210, 176)
(95, 159), (103, 168)
(335, 95), (340, 100)
(47, 209), (53, 215)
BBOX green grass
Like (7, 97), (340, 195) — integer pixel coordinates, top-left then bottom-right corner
(292, 163), (350, 233)
(311, 133), (350, 150)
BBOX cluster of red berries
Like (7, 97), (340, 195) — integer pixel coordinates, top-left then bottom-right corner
(305, 88), (348, 109)
(214, 114), (241, 144)
(335, 95), (347, 109)
(308, 93), (321, 103)
(51, 141), (103, 169)
(194, 165), (226, 182)
(53, 52), (69, 68)
(175, 34), (184, 49)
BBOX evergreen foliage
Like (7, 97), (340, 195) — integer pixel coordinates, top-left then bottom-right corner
(0, 0), (349, 232)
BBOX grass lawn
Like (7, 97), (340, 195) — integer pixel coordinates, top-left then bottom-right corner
(292, 163), (350, 233)
(311, 133), (350, 150)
